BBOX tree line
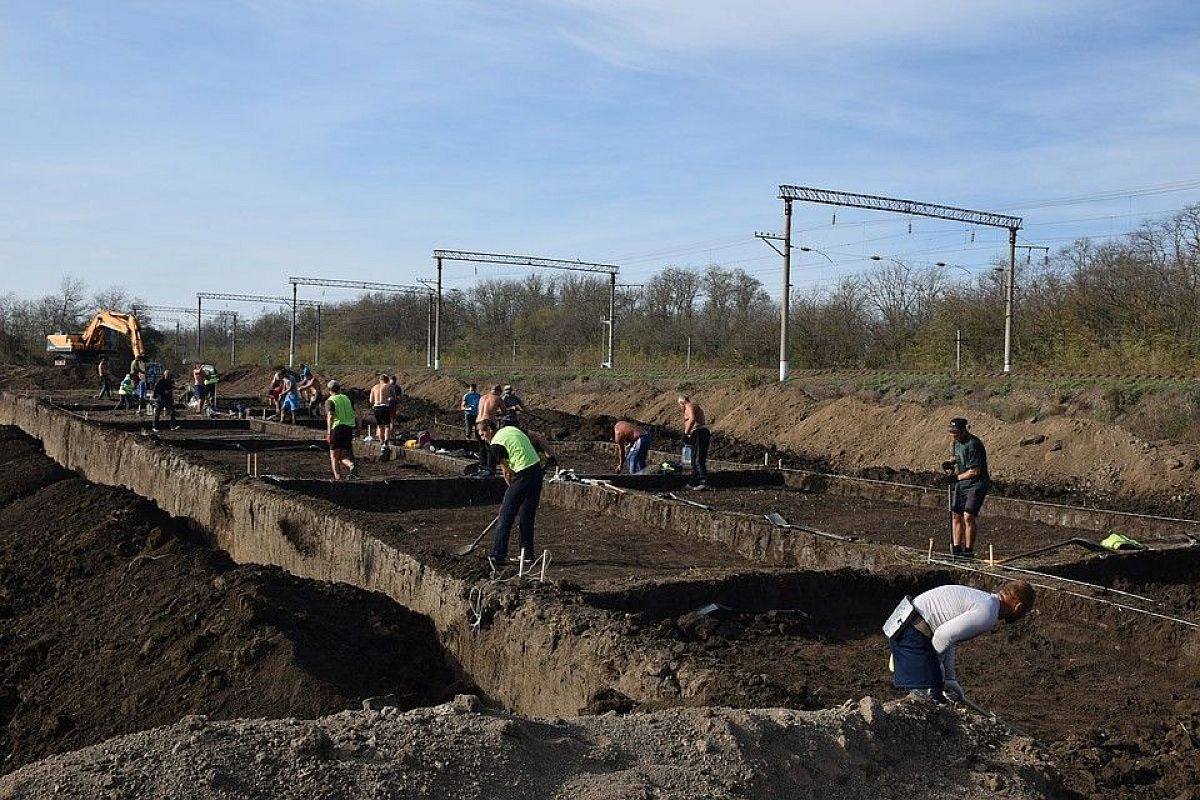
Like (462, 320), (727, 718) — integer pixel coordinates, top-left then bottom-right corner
(3, 204), (1197, 373)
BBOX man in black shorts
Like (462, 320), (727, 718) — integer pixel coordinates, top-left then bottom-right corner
(943, 417), (990, 559)
(369, 373), (395, 455)
(326, 380), (359, 480)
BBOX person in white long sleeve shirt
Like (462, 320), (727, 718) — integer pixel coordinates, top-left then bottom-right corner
(885, 581), (1035, 702)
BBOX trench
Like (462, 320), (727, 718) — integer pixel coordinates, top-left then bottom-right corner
(6, 391), (1200, 798)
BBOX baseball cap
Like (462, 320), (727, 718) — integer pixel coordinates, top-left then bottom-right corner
(948, 417), (969, 432)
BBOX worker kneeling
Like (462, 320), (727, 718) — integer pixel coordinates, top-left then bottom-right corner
(884, 580), (1034, 702)
(477, 418), (545, 567)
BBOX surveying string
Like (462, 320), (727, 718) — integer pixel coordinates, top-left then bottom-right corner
(925, 557), (1200, 631)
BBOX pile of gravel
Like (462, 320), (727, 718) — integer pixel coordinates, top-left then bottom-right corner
(0, 694), (1058, 799)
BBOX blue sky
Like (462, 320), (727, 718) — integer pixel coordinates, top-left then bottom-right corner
(2, 0), (1199, 309)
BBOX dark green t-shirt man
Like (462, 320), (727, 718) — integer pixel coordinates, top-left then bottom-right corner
(952, 430), (990, 491)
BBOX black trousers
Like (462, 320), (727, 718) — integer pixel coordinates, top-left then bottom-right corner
(98, 376), (112, 399)
(153, 397), (176, 427)
(690, 427), (710, 484)
(490, 464), (544, 560)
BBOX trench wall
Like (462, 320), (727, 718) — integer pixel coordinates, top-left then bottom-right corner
(275, 447), (906, 570)
(559, 441), (1200, 541)
(0, 393), (686, 716)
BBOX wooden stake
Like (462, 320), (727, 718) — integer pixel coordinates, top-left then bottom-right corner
(989, 544), (995, 566)
(927, 538), (934, 563)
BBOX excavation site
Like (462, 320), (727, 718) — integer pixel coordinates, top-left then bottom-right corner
(0, 367), (1198, 799)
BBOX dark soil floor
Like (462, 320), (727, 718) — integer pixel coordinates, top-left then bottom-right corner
(0, 427), (465, 775)
(11, 386), (1200, 799)
(599, 562), (1200, 800)
(356, 504), (761, 587)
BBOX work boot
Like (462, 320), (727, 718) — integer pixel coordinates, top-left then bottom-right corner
(347, 462), (360, 480)
(960, 548), (977, 561)
(951, 544), (963, 558)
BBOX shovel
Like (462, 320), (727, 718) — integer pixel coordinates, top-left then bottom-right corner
(456, 516), (500, 556)
(997, 537), (1107, 564)
(658, 491), (712, 511)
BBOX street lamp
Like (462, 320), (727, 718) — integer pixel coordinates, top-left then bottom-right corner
(801, 246), (834, 263)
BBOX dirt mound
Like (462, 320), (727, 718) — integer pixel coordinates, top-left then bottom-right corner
(0, 364), (94, 392)
(0, 698), (1058, 799)
(0, 428), (462, 773)
(394, 374), (1200, 513)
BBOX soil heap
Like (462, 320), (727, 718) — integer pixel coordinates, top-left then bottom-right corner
(0, 696), (1056, 800)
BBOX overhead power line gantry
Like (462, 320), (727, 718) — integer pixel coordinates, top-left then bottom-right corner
(196, 292), (321, 366)
(286, 277), (431, 369)
(431, 250), (621, 370)
(774, 185), (1023, 380)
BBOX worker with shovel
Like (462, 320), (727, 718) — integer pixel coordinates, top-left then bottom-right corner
(944, 417), (990, 560)
(883, 580), (1034, 704)
(476, 418), (544, 570)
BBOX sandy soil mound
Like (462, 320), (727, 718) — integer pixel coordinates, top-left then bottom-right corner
(0, 428), (462, 773)
(0, 697), (1057, 799)
(395, 373), (1200, 513)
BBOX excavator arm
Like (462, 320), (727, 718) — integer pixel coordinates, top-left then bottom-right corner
(46, 311), (146, 359)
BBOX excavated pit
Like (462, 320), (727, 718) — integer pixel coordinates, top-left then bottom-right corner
(4, 388), (1200, 798)
(0, 427), (465, 775)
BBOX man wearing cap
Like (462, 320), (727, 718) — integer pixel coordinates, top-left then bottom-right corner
(884, 580), (1035, 702)
(325, 380), (359, 480)
(500, 384), (525, 428)
(943, 418), (990, 559)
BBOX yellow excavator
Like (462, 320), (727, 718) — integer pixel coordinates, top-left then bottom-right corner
(46, 310), (146, 363)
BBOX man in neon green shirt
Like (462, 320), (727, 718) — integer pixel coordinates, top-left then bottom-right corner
(325, 379), (359, 480)
(476, 418), (545, 566)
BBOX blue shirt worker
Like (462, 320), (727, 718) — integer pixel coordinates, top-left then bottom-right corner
(884, 581), (1034, 702)
(477, 418), (545, 569)
(461, 383), (481, 439)
(943, 417), (991, 560)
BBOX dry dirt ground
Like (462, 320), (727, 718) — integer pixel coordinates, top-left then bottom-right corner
(393, 371), (1200, 516)
(5, 367), (1200, 799)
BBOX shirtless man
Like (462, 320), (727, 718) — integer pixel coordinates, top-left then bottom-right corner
(369, 373), (396, 454)
(474, 385), (505, 476)
(613, 420), (653, 474)
(191, 362), (207, 415)
(677, 395), (709, 488)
